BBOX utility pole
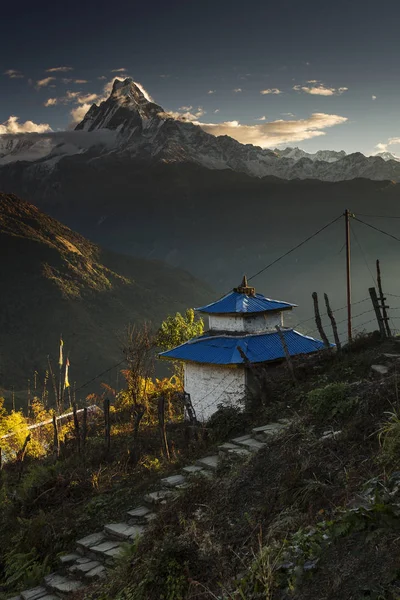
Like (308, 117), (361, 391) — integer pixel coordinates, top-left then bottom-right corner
(344, 209), (352, 343)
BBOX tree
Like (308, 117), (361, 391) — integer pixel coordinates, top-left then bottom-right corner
(156, 309), (204, 383)
(156, 309), (204, 351)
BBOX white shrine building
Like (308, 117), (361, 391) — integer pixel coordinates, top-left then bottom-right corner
(160, 277), (333, 420)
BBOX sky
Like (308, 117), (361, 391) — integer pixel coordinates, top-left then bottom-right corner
(2, 0), (400, 155)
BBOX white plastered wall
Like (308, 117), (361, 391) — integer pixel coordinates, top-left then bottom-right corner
(184, 362), (246, 421)
(208, 311), (284, 333)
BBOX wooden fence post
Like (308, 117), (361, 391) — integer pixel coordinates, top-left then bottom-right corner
(275, 326), (297, 384)
(158, 395), (171, 461)
(17, 434), (31, 481)
(312, 292), (330, 348)
(376, 260), (391, 337)
(369, 287), (386, 338)
(104, 398), (111, 452)
(324, 293), (341, 351)
(82, 407), (88, 450)
(72, 402), (81, 455)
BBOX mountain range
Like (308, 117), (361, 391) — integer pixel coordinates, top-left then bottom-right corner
(1, 78), (400, 182)
(0, 192), (212, 392)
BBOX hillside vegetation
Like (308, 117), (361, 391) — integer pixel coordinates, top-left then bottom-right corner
(0, 192), (212, 393)
(72, 333), (400, 600)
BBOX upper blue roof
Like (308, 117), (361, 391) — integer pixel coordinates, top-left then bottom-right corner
(159, 329), (333, 365)
(196, 291), (296, 315)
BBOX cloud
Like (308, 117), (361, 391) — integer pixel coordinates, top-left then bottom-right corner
(0, 129), (117, 150)
(162, 106), (205, 121)
(4, 69), (24, 79)
(160, 74), (170, 78)
(257, 116), (267, 121)
(233, 88), (242, 93)
(46, 66), (73, 73)
(44, 98), (58, 107)
(74, 79), (88, 84)
(214, 109), (220, 113)
(372, 95), (377, 100)
(36, 77), (56, 89)
(208, 90), (216, 94)
(260, 88), (282, 95)
(375, 137), (400, 153)
(76, 93), (100, 104)
(70, 104), (92, 123)
(0, 115), (52, 134)
(111, 68), (127, 72)
(293, 83), (348, 96)
(197, 113), (348, 147)
(98, 76), (107, 80)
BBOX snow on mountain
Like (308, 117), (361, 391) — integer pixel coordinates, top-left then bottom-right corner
(374, 151), (400, 162)
(1, 77), (400, 182)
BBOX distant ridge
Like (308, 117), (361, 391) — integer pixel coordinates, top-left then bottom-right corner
(0, 192), (212, 390)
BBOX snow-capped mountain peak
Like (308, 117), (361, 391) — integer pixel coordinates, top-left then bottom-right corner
(2, 78), (400, 182)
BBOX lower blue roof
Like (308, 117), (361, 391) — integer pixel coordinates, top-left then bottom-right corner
(159, 329), (333, 365)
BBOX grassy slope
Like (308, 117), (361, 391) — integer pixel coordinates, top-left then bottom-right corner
(77, 334), (400, 600)
(0, 193), (213, 393)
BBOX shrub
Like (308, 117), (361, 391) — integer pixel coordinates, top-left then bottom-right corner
(306, 382), (358, 420)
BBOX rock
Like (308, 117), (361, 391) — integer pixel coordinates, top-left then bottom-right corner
(371, 364), (389, 375)
(252, 423), (287, 441)
(382, 353), (400, 359)
(104, 522), (144, 541)
(321, 430), (342, 441)
(196, 455), (219, 470)
(20, 588), (48, 600)
(160, 474), (186, 488)
(44, 573), (83, 595)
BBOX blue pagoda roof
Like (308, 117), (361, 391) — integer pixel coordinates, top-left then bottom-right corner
(159, 329), (333, 366)
(196, 291), (296, 315)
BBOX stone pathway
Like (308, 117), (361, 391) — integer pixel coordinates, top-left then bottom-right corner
(7, 419), (290, 600)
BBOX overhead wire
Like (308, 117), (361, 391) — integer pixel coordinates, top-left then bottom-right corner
(247, 214), (343, 283)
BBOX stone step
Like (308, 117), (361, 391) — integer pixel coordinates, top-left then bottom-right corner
(196, 455), (219, 470)
(232, 437), (266, 452)
(104, 522), (144, 541)
(231, 434), (253, 444)
(382, 353), (400, 359)
(371, 364), (389, 375)
(88, 539), (125, 563)
(76, 531), (107, 555)
(252, 423), (287, 441)
(227, 447), (251, 457)
(84, 564), (107, 581)
(69, 558), (102, 576)
(144, 489), (174, 505)
(126, 505), (153, 524)
(160, 474), (187, 488)
(20, 587), (49, 600)
(59, 553), (81, 567)
(182, 465), (204, 475)
(69, 558), (106, 581)
(44, 573), (83, 595)
(218, 442), (240, 454)
(7, 596), (22, 600)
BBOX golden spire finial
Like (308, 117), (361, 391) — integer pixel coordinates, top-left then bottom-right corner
(234, 274), (255, 296)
